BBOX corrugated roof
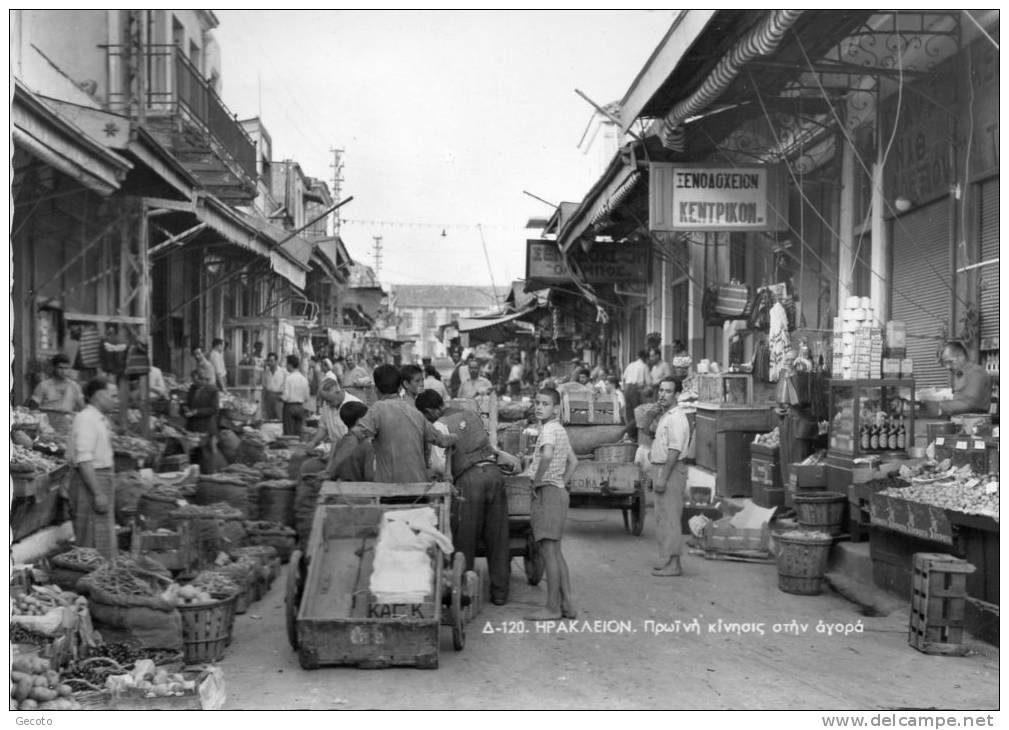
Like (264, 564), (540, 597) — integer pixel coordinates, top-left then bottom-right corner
(391, 285), (498, 310)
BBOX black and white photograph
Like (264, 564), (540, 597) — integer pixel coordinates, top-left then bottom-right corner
(8, 8), (1001, 720)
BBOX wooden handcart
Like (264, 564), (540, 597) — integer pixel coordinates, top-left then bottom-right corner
(498, 474), (545, 585)
(568, 459), (648, 536)
(285, 481), (481, 670)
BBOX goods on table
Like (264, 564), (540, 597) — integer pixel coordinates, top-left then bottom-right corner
(171, 502), (243, 519)
(10, 444), (62, 474)
(12, 407), (44, 431)
(753, 427), (781, 448)
(10, 655), (81, 711)
(879, 473), (999, 519)
(85, 564), (160, 599)
(111, 434), (161, 462)
(103, 659), (196, 698)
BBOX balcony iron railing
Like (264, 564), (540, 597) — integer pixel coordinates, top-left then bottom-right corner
(106, 44), (256, 182)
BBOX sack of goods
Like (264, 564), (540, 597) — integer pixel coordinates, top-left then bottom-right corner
(369, 507), (453, 605)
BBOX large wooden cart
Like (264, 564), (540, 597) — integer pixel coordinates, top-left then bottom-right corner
(499, 474), (544, 585)
(568, 460), (648, 536)
(285, 481), (480, 669)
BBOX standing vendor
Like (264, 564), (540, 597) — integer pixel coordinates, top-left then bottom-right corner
(925, 341), (993, 417)
(65, 377), (119, 559)
(28, 354), (84, 423)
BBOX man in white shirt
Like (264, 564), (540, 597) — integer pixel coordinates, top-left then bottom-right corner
(649, 377), (695, 577)
(65, 377), (119, 559)
(621, 349), (651, 427)
(506, 355), (525, 397)
(209, 338), (228, 391)
(261, 352), (286, 420)
(281, 354), (311, 436)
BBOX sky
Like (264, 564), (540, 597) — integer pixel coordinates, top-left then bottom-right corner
(213, 10), (679, 295)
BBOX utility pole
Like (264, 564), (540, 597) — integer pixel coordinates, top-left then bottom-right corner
(330, 147), (345, 236)
(372, 235), (383, 277)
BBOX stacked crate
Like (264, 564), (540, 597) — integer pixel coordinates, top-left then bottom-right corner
(908, 553), (976, 656)
(749, 442), (784, 509)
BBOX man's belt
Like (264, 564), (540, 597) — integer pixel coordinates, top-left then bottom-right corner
(455, 459), (498, 480)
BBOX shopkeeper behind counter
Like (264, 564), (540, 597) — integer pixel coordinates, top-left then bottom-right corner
(923, 341), (993, 418)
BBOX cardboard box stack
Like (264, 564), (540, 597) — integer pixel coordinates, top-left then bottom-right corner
(831, 297), (907, 379)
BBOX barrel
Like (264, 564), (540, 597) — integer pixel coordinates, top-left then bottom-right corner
(775, 531), (834, 595)
(793, 491), (847, 535)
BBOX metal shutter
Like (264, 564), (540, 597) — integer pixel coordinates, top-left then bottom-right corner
(891, 200), (950, 389)
(979, 178), (999, 342)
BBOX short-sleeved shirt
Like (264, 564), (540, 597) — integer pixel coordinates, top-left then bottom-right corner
(525, 419), (572, 489)
(31, 377), (83, 413)
(209, 350), (227, 379)
(650, 360), (672, 383)
(263, 366), (286, 393)
(622, 360), (650, 387)
(65, 405), (114, 469)
(351, 397), (449, 483)
(196, 358), (217, 385)
(650, 406), (695, 465)
(282, 370), (310, 404)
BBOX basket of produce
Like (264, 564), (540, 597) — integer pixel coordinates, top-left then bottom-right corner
(255, 479), (296, 527)
(243, 520), (298, 562)
(137, 485), (191, 531)
(198, 562), (256, 615)
(189, 571), (242, 643)
(49, 548), (108, 592)
(195, 473), (260, 519)
(75, 562), (183, 651)
(236, 430), (269, 466)
(112, 434), (163, 470)
(593, 442), (637, 463)
(229, 545), (280, 585)
(170, 586), (238, 664)
(10, 654), (83, 711)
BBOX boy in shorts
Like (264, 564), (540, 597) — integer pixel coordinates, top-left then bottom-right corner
(523, 387), (579, 620)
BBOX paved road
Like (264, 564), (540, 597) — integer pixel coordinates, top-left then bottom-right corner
(219, 507), (999, 710)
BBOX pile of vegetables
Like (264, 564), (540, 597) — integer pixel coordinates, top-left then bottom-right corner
(171, 502), (243, 519)
(753, 427), (781, 448)
(52, 547), (107, 572)
(10, 444), (62, 474)
(10, 656), (81, 711)
(104, 660), (196, 698)
(189, 571), (241, 600)
(881, 477), (999, 519)
(12, 407), (43, 429)
(111, 433), (161, 461)
(11, 592), (60, 617)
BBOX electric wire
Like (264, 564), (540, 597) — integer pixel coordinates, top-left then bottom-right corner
(792, 29), (966, 307)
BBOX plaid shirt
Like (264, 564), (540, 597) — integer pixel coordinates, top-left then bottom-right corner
(525, 419), (572, 489)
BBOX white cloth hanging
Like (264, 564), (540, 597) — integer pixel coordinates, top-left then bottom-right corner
(767, 301), (790, 382)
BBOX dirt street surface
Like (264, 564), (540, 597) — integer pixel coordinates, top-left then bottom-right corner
(220, 508), (999, 710)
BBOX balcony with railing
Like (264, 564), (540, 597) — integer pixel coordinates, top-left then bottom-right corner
(106, 43), (256, 200)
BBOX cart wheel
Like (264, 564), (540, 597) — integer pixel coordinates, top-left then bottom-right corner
(285, 549), (304, 651)
(524, 532), (545, 586)
(451, 552), (466, 651)
(631, 491), (646, 537)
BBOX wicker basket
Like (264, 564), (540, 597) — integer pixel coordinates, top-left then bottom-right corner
(137, 492), (183, 530)
(593, 442), (637, 462)
(178, 593), (238, 664)
(244, 521), (297, 562)
(255, 480), (296, 527)
(195, 477), (259, 520)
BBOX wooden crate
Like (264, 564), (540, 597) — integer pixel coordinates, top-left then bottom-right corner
(908, 552), (976, 656)
(131, 523), (197, 574)
(561, 392), (623, 425)
(503, 475), (532, 518)
(294, 482), (451, 669)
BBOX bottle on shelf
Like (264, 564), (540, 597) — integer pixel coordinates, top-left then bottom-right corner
(896, 418), (906, 450)
(888, 420), (898, 450)
(869, 424), (879, 450)
(860, 423), (870, 451)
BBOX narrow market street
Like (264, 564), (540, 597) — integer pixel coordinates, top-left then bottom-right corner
(220, 507), (999, 711)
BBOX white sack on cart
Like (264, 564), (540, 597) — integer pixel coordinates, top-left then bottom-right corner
(369, 507), (453, 604)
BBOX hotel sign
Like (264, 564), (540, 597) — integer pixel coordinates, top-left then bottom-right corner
(649, 163), (788, 232)
(525, 240), (649, 286)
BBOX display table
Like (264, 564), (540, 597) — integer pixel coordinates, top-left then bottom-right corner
(694, 402), (775, 498)
(868, 488), (999, 644)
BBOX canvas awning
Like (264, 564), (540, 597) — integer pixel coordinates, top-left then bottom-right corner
(12, 80), (131, 196)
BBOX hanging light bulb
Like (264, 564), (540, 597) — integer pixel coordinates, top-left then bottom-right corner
(441, 229), (447, 237)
